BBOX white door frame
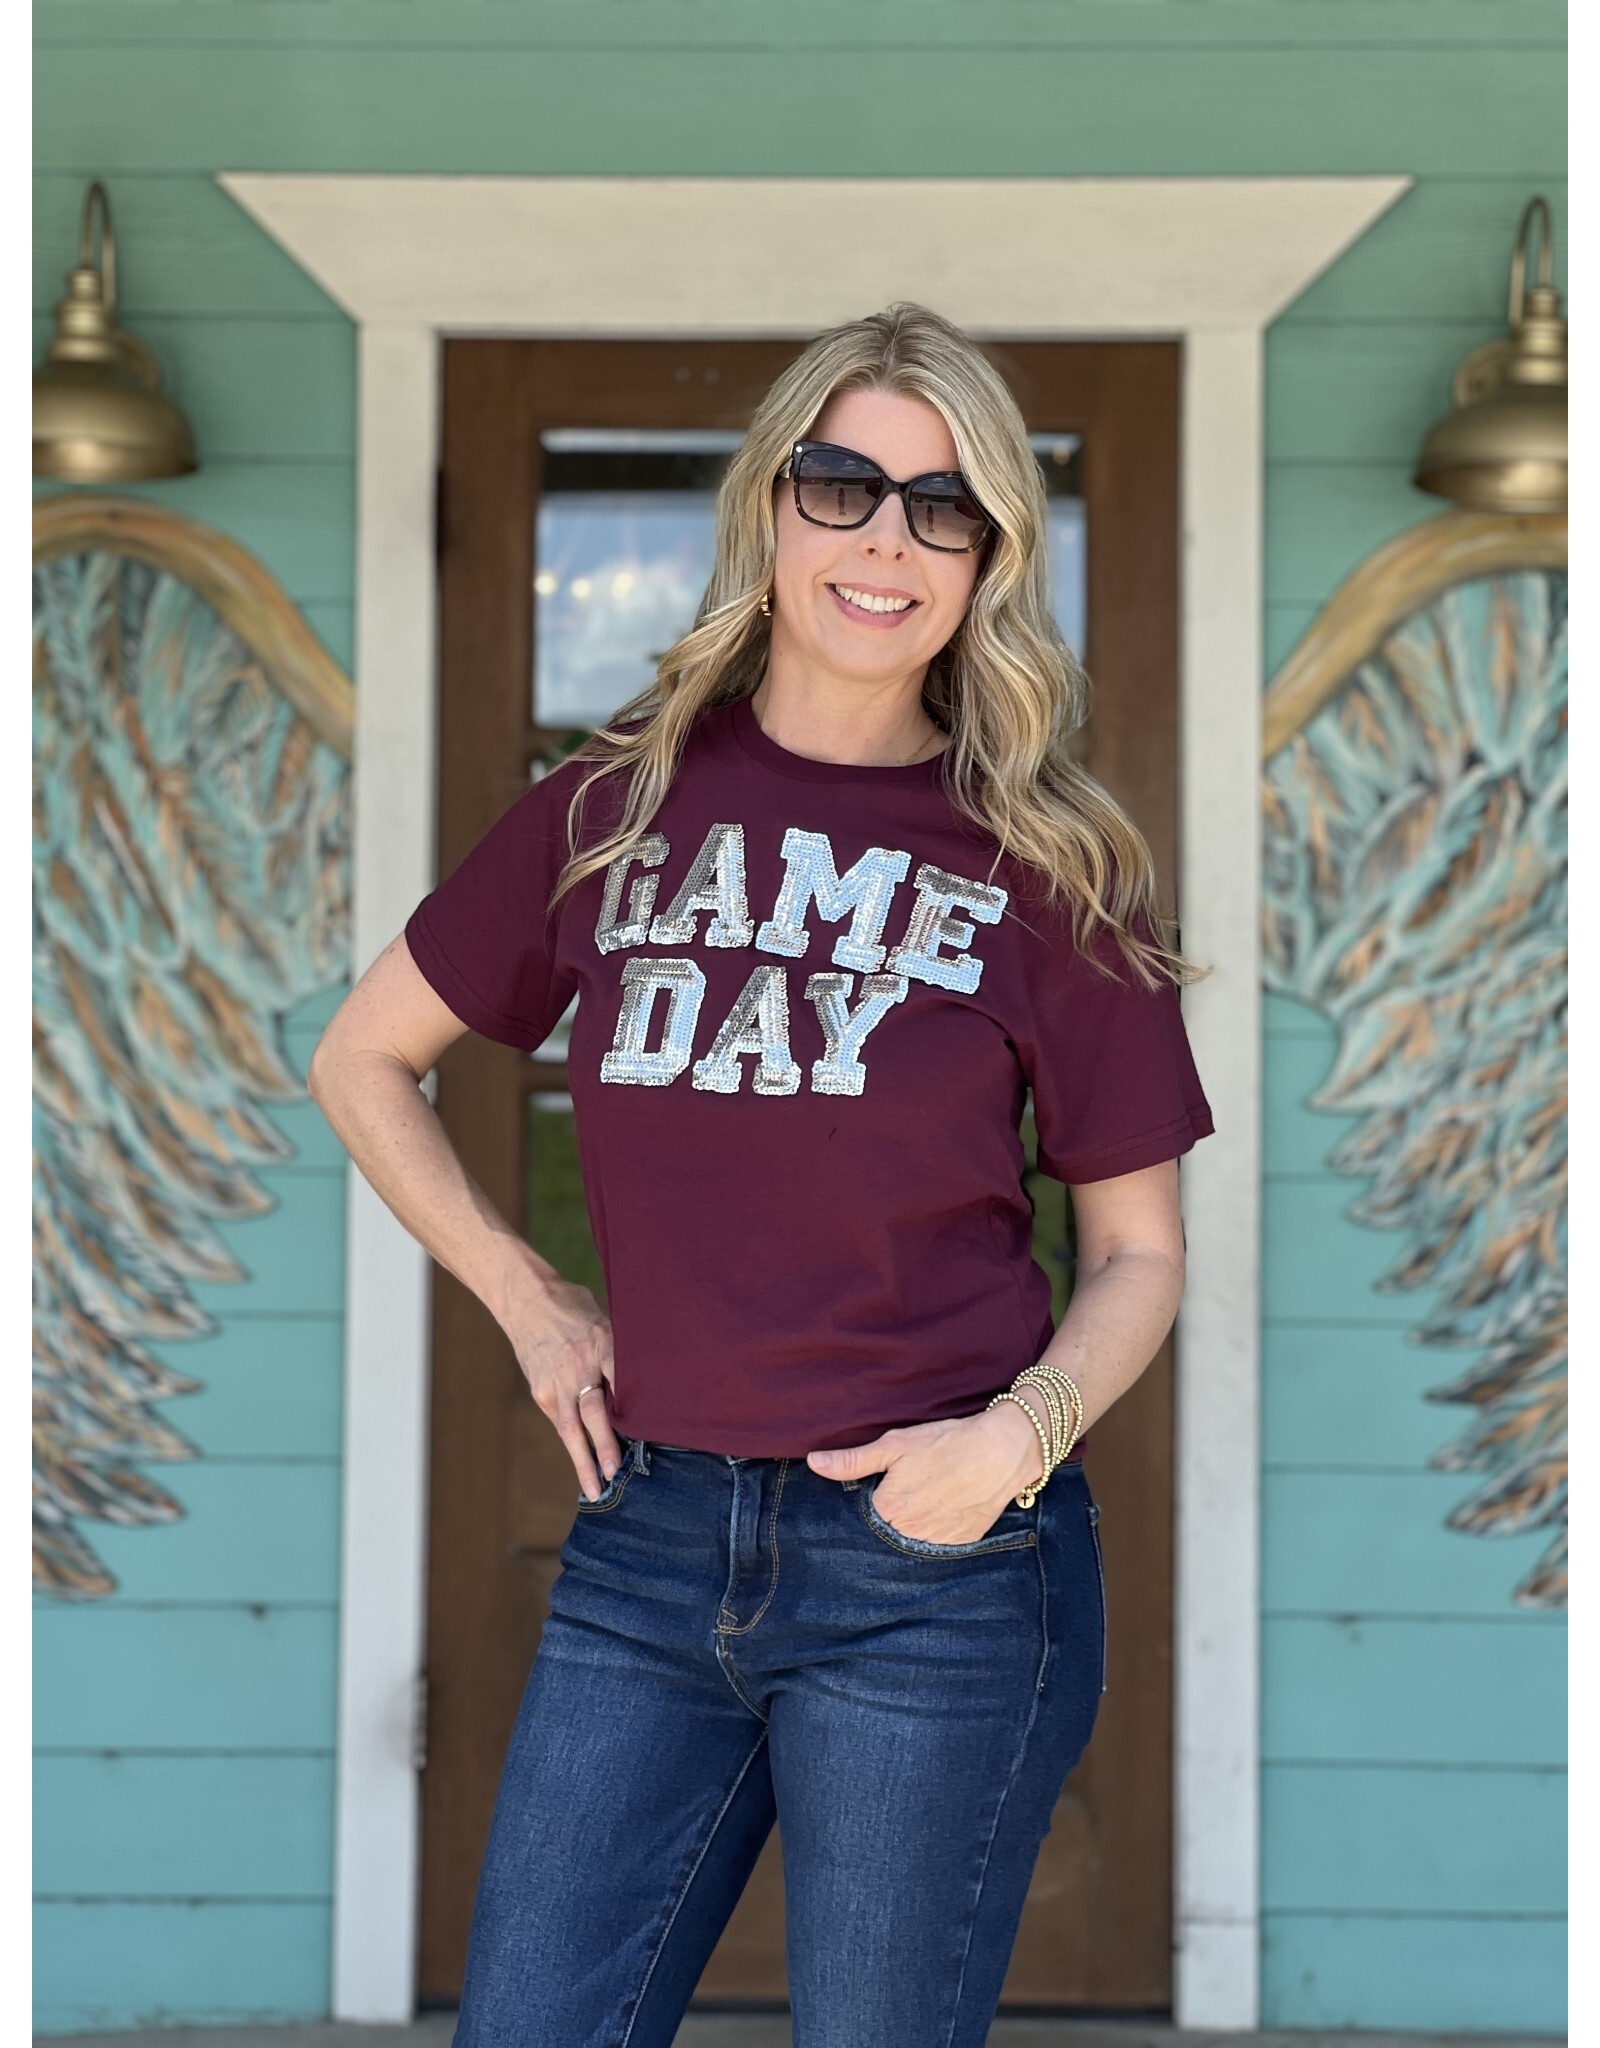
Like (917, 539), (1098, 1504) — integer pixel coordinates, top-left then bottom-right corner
(219, 173), (1410, 2027)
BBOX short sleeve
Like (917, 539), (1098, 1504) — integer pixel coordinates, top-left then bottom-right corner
(1020, 904), (1215, 1185)
(403, 766), (581, 1053)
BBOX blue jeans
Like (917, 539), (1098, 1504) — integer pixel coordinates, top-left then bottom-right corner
(453, 1434), (1109, 2048)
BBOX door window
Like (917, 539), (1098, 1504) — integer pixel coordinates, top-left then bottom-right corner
(532, 428), (742, 729)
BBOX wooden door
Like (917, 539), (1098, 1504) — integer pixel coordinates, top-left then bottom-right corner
(418, 338), (1182, 2011)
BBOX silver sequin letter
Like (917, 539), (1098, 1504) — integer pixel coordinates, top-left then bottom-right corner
(594, 833), (670, 954)
(599, 956), (706, 1085)
(647, 823), (754, 948)
(692, 965), (802, 1096)
(804, 972), (911, 1096)
(885, 864), (1008, 993)
(755, 828), (911, 971)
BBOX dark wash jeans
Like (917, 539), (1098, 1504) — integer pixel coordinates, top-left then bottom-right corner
(453, 1434), (1109, 2048)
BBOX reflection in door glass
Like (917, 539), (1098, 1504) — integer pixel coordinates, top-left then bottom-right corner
(1031, 433), (1086, 660)
(532, 427), (1088, 733)
(533, 429), (742, 729)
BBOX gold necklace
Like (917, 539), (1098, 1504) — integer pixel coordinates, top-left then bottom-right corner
(899, 722), (946, 766)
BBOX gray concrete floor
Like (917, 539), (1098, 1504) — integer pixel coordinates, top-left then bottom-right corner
(36, 2017), (1564, 2047)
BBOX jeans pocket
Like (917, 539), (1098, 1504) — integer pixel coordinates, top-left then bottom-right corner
(858, 1478), (1038, 1558)
(1086, 1499), (1109, 1692)
(574, 1436), (639, 1513)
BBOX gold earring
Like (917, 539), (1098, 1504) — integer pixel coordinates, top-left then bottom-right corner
(759, 589), (773, 617)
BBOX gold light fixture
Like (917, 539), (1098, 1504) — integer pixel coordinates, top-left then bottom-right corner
(33, 180), (198, 482)
(1414, 196), (1565, 514)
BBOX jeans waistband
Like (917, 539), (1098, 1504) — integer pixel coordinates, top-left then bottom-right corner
(631, 1435), (1084, 1468)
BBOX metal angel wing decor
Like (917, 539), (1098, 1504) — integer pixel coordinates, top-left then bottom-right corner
(33, 498), (353, 1599)
(1262, 510), (1567, 1609)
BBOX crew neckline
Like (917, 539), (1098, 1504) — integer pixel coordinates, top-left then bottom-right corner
(729, 690), (950, 787)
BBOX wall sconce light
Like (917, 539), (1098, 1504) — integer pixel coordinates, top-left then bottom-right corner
(33, 180), (198, 482)
(1414, 196), (1565, 514)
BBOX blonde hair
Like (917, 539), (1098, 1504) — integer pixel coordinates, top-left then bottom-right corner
(548, 301), (1208, 990)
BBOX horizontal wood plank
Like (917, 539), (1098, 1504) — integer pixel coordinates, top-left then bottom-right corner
(33, 0), (1568, 51)
(79, 1462), (342, 1606)
(1262, 1469), (1559, 1617)
(1263, 989), (1333, 1040)
(1263, 1033), (1365, 1177)
(1261, 1906), (1566, 2033)
(1267, 319), (1558, 464)
(33, 1899), (330, 2029)
(1262, 1759), (1564, 1915)
(1264, 461), (1442, 607)
(185, 1168), (348, 1320)
(34, 1607), (338, 1750)
(142, 1319), (345, 1461)
(1263, 1320), (1503, 1473)
(1263, 1615), (1566, 1767)
(34, 46), (1564, 177)
(35, 1752), (335, 1898)
(1262, 1173), (1430, 1322)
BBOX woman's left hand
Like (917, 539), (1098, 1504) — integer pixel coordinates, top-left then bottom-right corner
(805, 1403), (1044, 1544)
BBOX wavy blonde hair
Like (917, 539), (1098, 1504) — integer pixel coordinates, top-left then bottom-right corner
(548, 301), (1208, 990)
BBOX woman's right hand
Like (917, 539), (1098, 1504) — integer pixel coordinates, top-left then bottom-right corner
(502, 1258), (620, 1502)
(305, 934), (624, 1501)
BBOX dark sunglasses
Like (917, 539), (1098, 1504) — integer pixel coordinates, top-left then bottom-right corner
(777, 439), (994, 554)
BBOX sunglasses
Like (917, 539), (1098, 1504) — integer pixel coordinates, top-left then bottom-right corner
(777, 439), (994, 554)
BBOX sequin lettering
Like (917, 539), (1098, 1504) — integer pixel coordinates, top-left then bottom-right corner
(599, 956), (707, 1085)
(593, 828), (1008, 1095)
(595, 833), (670, 954)
(755, 830), (912, 971)
(691, 965), (802, 1096)
(885, 864), (1008, 993)
(647, 823), (754, 948)
(804, 972), (911, 1096)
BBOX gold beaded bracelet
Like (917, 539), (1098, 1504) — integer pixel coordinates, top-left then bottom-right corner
(1018, 1369), (1070, 1462)
(989, 1390), (1051, 1504)
(1030, 1366), (1085, 1467)
(1015, 1366), (1084, 1503)
(1021, 1364), (1083, 1459)
(986, 1365), (1085, 1508)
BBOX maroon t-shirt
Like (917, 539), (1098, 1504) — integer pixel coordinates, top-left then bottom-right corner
(404, 692), (1215, 1459)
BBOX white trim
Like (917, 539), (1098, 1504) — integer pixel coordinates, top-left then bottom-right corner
(330, 325), (440, 2021)
(218, 173), (1409, 2027)
(1174, 328), (1267, 2025)
(220, 173), (1401, 335)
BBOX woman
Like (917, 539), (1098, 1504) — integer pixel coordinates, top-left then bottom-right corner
(310, 301), (1214, 2047)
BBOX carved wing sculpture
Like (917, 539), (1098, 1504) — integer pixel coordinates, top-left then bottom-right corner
(1262, 513), (1567, 1608)
(32, 499), (353, 1599)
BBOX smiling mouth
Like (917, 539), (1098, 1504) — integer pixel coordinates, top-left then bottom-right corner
(828, 583), (920, 621)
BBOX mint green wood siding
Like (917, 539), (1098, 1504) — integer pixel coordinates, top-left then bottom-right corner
(35, 1755), (336, 1897)
(31, 994), (347, 2032)
(33, 0), (1564, 2030)
(34, 1903), (330, 2034)
(1262, 998), (1566, 2031)
(35, 1605), (339, 1753)
(1261, 1917), (1567, 2038)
